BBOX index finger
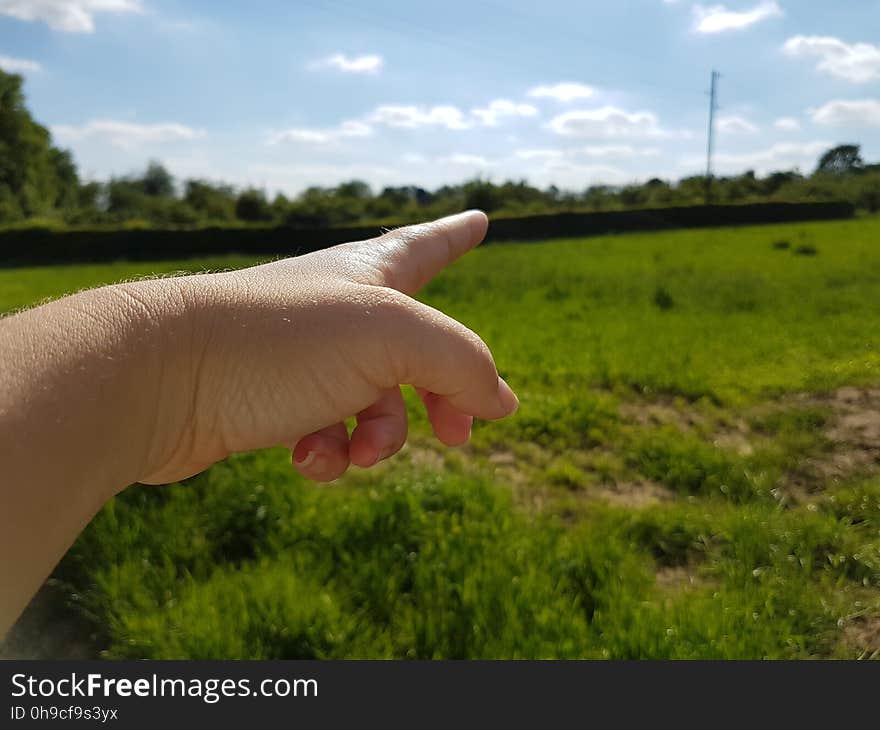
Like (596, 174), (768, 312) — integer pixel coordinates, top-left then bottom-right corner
(354, 210), (489, 295)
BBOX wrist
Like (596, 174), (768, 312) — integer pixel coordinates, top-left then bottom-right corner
(102, 275), (209, 490)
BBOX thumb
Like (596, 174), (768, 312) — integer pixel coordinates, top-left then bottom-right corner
(347, 210), (489, 296)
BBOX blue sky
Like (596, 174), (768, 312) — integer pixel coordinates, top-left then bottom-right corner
(2, 0), (879, 195)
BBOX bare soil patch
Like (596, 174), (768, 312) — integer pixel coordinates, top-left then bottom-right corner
(594, 479), (674, 508)
(841, 615), (880, 658)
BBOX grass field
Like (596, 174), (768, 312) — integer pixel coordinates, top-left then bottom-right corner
(3, 216), (880, 659)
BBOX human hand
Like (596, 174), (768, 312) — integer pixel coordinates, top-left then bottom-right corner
(130, 211), (517, 485)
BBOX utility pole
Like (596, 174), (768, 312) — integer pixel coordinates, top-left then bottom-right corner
(705, 69), (719, 205)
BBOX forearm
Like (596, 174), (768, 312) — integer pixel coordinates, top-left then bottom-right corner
(0, 280), (189, 634)
(0, 212), (513, 637)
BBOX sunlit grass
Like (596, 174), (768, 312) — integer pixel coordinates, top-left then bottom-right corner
(4, 215), (880, 658)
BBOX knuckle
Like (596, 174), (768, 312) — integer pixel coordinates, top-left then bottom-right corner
(381, 221), (429, 246)
(345, 286), (415, 385)
(458, 327), (499, 389)
(364, 285), (414, 320)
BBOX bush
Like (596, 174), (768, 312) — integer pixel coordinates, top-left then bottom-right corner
(653, 286), (675, 310)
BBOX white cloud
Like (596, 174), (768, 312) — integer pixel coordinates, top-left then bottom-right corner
(541, 159), (633, 186)
(692, 1), (782, 34)
(368, 104), (471, 130)
(51, 119), (205, 148)
(717, 115), (759, 134)
(0, 54), (41, 73)
(809, 98), (880, 127)
(526, 82), (595, 103)
(0, 0), (142, 33)
(582, 144), (661, 158)
(774, 116), (801, 131)
(516, 145), (660, 163)
(248, 163), (398, 196)
(548, 106), (671, 138)
(782, 36), (880, 84)
(269, 120), (372, 145)
(682, 140), (831, 174)
(471, 99), (538, 126)
(441, 153), (493, 167)
(309, 53), (383, 74)
(515, 148), (564, 161)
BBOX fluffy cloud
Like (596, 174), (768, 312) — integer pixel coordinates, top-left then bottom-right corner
(782, 36), (880, 84)
(582, 145), (661, 158)
(51, 119), (205, 148)
(540, 159), (633, 186)
(548, 106), (671, 138)
(472, 99), (538, 126)
(401, 153), (493, 167)
(692, 1), (782, 34)
(248, 163), (398, 196)
(368, 105), (471, 130)
(683, 140), (831, 174)
(774, 117), (801, 131)
(269, 120), (372, 145)
(526, 82), (595, 103)
(309, 53), (383, 74)
(0, 0), (141, 33)
(717, 115), (759, 134)
(515, 148), (564, 161)
(517, 146), (659, 162)
(0, 54), (41, 73)
(809, 99), (880, 127)
(441, 153), (493, 167)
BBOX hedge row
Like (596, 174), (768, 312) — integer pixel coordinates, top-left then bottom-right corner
(0, 201), (854, 266)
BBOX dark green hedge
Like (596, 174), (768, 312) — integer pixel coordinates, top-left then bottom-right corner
(0, 201), (854, 266)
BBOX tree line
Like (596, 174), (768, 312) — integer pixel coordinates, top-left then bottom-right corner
(2, 69), (879, 230)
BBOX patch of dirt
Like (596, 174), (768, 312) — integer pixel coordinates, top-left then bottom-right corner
(826, 390), (880, 453)
(411, 386), (880, 513)
(623, 386), (880, 501)
(405, 443), (446, 472)
(786, 387), (880, 493)
(840, 615), (880, 658)
(593, 479), (674, 508)
(618, 400), (710, 432)
(655, 565), (700, 591)
(486, 449), (530, 489)
(488, 450), (517, 466)
(712, 424), (754, 456)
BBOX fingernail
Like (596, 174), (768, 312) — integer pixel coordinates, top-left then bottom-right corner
(294, 450), (316, 468)
(497, 377), (519, 415)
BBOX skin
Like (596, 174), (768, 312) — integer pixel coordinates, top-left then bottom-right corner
(0, 210), (518, 637)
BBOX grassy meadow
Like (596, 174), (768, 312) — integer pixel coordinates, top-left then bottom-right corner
(3, 216), (880, 659)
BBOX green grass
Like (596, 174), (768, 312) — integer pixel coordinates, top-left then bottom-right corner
(4, 216), (880, 659)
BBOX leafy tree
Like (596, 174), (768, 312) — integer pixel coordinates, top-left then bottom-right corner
(463, 179), (502, 213)
(582, 185), (615, 211)
(235, 189), (272, 222)
(106, 178), (144, 216)
(335, 180), (371, 201)
(185, 179), (236, 221)
(0, 69), (80, 221)
(4, 66), (880, 229)
(816, 144), (864, 175)
(140, 161), (175, 197)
